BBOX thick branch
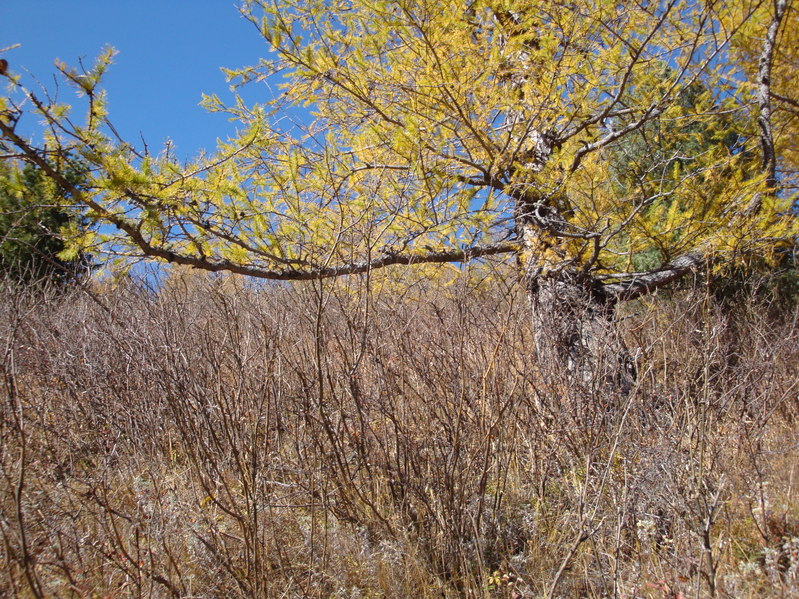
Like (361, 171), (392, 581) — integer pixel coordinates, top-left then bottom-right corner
(602, 252), (704, 302)
(95, 237), (518, 281)
(756, 0), (789, 191)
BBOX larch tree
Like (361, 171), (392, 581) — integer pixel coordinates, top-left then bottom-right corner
(0, 0), (796, 382)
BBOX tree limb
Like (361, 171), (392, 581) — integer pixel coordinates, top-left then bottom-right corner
(602, 252), (705, 302)
(756, 0), (789, 192)
(0, 117), (518, 281)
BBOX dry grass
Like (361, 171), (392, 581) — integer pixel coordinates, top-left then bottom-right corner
(1, 267), (797, 598)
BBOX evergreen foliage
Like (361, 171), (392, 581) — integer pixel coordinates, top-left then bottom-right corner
(0, 158), (92, 285)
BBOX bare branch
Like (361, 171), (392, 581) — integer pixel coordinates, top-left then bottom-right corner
(602, 252), (705, 302)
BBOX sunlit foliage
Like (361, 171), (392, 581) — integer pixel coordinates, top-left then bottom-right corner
(0, 1), (795, 292)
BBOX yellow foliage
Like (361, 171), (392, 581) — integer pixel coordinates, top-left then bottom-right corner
(0, 0), (795, 288)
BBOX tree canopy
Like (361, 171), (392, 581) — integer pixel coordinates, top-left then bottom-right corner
(0, 0), (796, 298)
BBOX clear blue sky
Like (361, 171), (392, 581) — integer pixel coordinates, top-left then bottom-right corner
(3, 1), (270, 160)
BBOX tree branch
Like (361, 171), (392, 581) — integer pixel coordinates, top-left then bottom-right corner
(756, 0), (789, 192)
(602, 252), (705, 302)
(770, 90), (799, 113)
(0, 116), (518, 281)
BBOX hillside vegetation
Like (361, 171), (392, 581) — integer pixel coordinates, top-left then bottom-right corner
(1, 270), (797, 598)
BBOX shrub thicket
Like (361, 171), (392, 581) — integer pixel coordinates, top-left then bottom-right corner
(1, 269), (797, 598)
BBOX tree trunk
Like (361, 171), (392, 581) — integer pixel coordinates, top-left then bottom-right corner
(515, 199), (635, 390)
(526, 268), (635, 390)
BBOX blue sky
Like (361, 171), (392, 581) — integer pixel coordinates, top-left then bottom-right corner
(3, 1), (270, 160)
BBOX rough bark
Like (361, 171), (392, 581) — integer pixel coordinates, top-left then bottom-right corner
(756, 0), (789, 192)
(527, 267), (635, 389)
(515, 194), (635, 389)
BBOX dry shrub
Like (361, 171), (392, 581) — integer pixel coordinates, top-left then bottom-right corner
(0, 267), (797, 598)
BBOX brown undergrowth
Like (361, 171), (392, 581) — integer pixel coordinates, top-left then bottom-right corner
(1, 268), (797, 598)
